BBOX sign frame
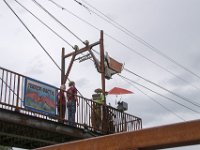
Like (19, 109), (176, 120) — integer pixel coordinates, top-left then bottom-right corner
(24, 77), (58, 116)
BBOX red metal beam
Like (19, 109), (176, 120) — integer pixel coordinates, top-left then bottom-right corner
(35, 119), (200, 150)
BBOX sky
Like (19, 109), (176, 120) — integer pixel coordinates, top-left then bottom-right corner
(1, 0), (200, 149)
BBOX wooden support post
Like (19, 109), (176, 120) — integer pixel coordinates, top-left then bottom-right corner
(100, 30), (106, 104)
(61, 48), (65, 85)
(64, 51), (76, 84)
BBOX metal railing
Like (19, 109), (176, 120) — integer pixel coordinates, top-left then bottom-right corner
(0, 66), (142, 134)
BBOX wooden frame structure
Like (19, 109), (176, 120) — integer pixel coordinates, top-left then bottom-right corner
(61, 30), (106, 103)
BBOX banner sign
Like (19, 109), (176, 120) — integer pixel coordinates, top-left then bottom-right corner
(24, 78), (57, 116)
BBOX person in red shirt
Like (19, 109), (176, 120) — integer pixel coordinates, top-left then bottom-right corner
(57, 84), (66, 122)
(67, 81), (78, 126)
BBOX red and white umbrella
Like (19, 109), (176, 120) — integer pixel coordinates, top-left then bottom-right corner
(108, 87), (133, 95)
(108, 87), (133, 105)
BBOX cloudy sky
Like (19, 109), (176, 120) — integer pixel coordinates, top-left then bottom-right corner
(1, 0), (200, 149)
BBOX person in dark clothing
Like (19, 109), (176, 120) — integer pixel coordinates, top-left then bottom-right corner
(67, 81), (78, 126)
(57, 84), (66, 122)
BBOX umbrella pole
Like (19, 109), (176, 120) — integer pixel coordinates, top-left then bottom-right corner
(115, 95), (118, 105)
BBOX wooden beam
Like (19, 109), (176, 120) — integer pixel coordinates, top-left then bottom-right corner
(64, 50), (77, 84)
(64, 41), (100, 58)
(35, 119), (200, 150)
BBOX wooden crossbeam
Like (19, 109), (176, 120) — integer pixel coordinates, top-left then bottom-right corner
(35, 119), (200, 150)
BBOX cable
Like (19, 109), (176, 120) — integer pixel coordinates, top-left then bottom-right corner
(118, 74), (200, 114)
(14, 0), (74, 49)
(48, 0), (200, 92)
(80, 0), (200, 80)
(120, 75), (185, 121)
(48, 0), (100, 32)
(32, 0), (85, 44)
(73, 0), (91, 13)
(124, 68), (200, 108)
(33, 0), (99, 57)
(3, 0), (61, 71)
(47, 0), (104, 57)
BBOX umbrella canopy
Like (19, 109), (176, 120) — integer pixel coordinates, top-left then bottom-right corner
(108, 87), (133, 95)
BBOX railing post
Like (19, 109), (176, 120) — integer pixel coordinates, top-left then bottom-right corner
(0, 70), (4, 102)
(61, 47), (65, 85)
(15, 75), (20, 112)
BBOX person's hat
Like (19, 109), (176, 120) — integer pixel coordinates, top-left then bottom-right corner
(69, 81), (75, 86)
(60, 84), (66, 90)
(94, 88), (102, 93)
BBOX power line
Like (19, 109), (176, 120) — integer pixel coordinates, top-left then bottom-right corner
(79, 0), (200, 80)
(14, 0), (74, 49)
(47, 0), (200, 92)
(48, 0), (100, 32)
(118, 74), (200, 114)
(120, 75), (185, 121)
(34, 0), (100, 57)
(32, 0), (85, 44)
(124, 68), (200, 108)
(73, 0), (91, 13)
(3, 0), (61, 71)
(35, 0), (105, 70)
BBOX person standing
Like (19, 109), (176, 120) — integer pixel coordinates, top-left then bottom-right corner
(57, 84), (66, 122)
(67, 81), (78, 126)
(91, 88), (106, 131)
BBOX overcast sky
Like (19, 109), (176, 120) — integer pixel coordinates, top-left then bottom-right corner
(1, 0), (200, 149)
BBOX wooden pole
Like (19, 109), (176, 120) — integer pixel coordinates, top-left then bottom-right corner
(100, 30), (106, 104)
(61, 47), (65, 85)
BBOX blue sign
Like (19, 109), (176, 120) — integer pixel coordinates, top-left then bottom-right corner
(24, 78), (57, 116)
